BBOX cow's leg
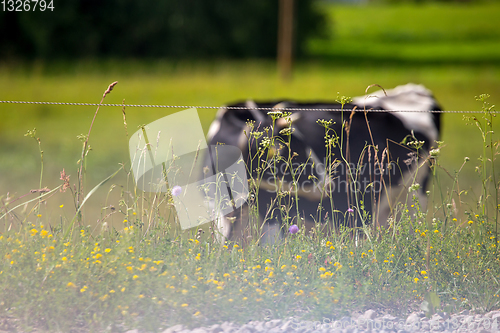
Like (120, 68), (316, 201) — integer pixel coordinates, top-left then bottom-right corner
(260, 221), (282, 245)
(376, 157), (430, 228)
(304, 217), (337, 238)
(225, 203), (254, 247)
(215, 211), (232, 242)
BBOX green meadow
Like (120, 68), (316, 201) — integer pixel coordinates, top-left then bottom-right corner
(0, 2), (499, 331)
(1, 2), (500, 225)
(310, 2), (500, 64)
(1, 61), (499, 229)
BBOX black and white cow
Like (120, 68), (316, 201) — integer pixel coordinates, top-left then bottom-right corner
(204, 84), (441, 244)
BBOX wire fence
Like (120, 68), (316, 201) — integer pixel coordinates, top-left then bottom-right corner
(0, 99), (498, 114)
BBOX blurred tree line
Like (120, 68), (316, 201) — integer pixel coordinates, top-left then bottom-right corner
(0, 0), (325, 59)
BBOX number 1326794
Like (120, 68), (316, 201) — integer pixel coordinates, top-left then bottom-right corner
(2, 0), (54, 11)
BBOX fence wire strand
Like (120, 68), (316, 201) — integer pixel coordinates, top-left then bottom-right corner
(0, 100), (497, 113)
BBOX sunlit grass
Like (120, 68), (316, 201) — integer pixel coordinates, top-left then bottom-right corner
(310, 2), (500, 64)
(1, 200), (498, 331)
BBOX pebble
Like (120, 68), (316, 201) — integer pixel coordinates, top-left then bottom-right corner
(152, 309), (500, 333)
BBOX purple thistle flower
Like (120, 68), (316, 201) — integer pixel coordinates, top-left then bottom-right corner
(171, 185), (182, 197)
(347, 208), (354, 214)
(289, 224), (299, 234)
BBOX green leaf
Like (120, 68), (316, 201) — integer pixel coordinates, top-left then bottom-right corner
(63, 166), (123, 240)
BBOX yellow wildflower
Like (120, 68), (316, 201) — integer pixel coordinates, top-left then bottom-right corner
(294, 290), (304, 296)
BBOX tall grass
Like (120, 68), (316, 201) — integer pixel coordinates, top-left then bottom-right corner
(0, 83), (498, 332)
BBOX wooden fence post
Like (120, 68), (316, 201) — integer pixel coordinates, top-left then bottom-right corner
(278, 0), (294, 82)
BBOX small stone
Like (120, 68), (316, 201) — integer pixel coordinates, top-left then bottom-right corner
(163, 324), (186, 333)
(268, 328), (283, 333)
(243, 324), (257, 332)
(406, 313), (420, 325)
(280, 320), (293, 331)
(364, 309), (377, 320)
(235, 327), (254, 333)
(254, 322), (266, 332)
(265, 319), (282, 329)
(329, 320), (341, 330)
(429, 321), (445, 332)
(339, 316), (356, 329)
(431, 313), (444, 321)
(220, 322), (236, 333)
(330, 329), (343, 333)
(191, 329), (209, 333)
(381, 319), (398, 331)
(209, 325), (224, 333)
(485, 310), (500, 318)
(437, 312), (450, 320)
(463, 315), (475, 324)
(382, 314), (398, 321)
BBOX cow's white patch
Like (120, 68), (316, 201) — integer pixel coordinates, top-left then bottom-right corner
(246, 100), (266, 124)
(217, 213), (232, 240)
(353, 83), (439, 143)
(206, 107), (226, 141)
(392, 112), (438, 144)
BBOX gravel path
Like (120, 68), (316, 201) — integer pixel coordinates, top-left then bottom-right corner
(127, 309), (500, 333)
